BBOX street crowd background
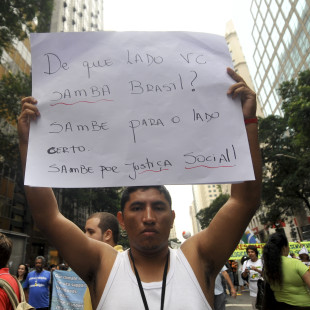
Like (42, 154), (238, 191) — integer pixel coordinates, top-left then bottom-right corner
(2, 237), (309, 309)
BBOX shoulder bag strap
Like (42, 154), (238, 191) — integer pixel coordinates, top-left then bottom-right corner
(0, 278), (18, 309)
(12, 275), (26, 302)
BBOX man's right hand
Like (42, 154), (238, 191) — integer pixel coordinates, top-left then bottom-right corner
(18, 97), (40, 145)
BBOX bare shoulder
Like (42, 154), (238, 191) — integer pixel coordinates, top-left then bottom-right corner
(180, 233), (216, 303)
(87, 242), (119, 308)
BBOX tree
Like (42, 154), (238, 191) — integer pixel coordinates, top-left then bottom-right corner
(0, 0), (53, 58)
(279, 70), (310, 148)
(259, 70), (310, 226)
(196, 194), (230, 229)
(0, 72), (31, 165)
(54, 187), (129, 248)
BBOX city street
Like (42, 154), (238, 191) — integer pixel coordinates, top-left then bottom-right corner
(226, 289), (253, 309)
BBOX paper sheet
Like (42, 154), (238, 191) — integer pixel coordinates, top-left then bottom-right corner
(26, 31), (254, 187)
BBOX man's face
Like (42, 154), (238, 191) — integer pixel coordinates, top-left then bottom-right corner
(247, 249), (257, 261)
(35, 259), (43, 272)
(85, 217), (104, 241)
(118, 188), (175, 254)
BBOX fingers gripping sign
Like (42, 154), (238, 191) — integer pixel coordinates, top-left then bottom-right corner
(18, 97), (40, 145)
(226, 67), (257, 119)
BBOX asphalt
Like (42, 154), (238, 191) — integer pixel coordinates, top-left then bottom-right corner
(226, 288), (253, 310)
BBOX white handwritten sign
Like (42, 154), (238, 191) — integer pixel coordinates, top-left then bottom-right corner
(26, 31), (254, 188)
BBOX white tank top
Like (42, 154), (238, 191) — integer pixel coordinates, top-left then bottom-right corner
(96, 248), (212, 310)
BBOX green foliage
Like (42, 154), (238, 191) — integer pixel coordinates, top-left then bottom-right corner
(259, 70), (310, 226)
(278, 70), (310, 148)
(196, 194), (230, 229)
(54, 187), (127, 246)
(0, 72), (31, 165)
(55, 188), (121, 219)
(0, 72), (31, 122)
(0, 0), (54, 57)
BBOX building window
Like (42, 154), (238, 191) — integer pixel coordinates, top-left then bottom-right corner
(278, 42), (285, 59)
(260, 87), (267, 106)
(270, 1), (279, 19)
(262, 51), (269, 70)
(289, 13), (298, 34)
(267, 67), (275, 85)
(258, 64), (266, 81)
(252, 25), (259, 44)
(296, 0), (307, 17)
(256, 12), (263, 29)
(276, 12), (285, 31)
(306, 16), (310, 33)
(271, 26), (280, 47)
(266, 40), (274, 59)
(263, 101), (272, 115)
(260, 0), (267, 17)
(281, 0), (291, 19)
(283, 28), (292, 48)
(261, 26), (268, 45)
(265, 12), (273, 33)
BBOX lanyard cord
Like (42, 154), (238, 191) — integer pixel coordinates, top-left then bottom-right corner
(129, 249), (170, 310)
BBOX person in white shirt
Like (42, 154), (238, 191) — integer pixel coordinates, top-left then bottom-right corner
(18, 68), (262, 310)
(242, 245), (263, 309)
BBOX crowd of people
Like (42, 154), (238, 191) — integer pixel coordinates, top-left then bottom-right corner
(2, 231), (309, 310)
(0, 210), (123, 309)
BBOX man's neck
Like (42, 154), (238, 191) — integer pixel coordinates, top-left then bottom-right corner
(129, 246), (170, 282)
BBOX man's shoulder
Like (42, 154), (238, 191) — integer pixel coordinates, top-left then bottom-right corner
(40, 270), (51, 279)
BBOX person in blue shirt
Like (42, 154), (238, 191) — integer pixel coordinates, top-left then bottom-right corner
(23, 256), (51, 310)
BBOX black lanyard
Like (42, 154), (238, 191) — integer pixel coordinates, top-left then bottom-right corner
(129, 249), (170, 310)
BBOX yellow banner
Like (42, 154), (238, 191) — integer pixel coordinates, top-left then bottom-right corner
(229, 242), (310, 260)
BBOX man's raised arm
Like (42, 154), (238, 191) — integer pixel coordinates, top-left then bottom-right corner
(182, 68), (262, 278)
(18, 97), (116, 284)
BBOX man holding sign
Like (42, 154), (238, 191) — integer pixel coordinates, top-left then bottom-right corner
(18, 68), (261, 309)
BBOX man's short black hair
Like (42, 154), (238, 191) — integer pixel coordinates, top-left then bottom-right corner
(120, 186), (172, 212)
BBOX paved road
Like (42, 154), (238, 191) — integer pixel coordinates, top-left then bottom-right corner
(226, 288), (253, 309)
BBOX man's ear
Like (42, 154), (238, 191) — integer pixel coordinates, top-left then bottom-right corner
(103, 229), (113, 243)
(170, 210), (176, 228)
(117, 211), (125, 230)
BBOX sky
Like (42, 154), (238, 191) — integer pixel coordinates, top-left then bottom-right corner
(103, 0), (255, 240)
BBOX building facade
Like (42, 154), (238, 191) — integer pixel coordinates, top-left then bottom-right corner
(251, 0), (310, 116)
(0, 35), (34, 274)
(191, 20), (264, 236)
(0, 0), (107, 270)
(50, 0), (104, 32)
(249, 0), (310, 241)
